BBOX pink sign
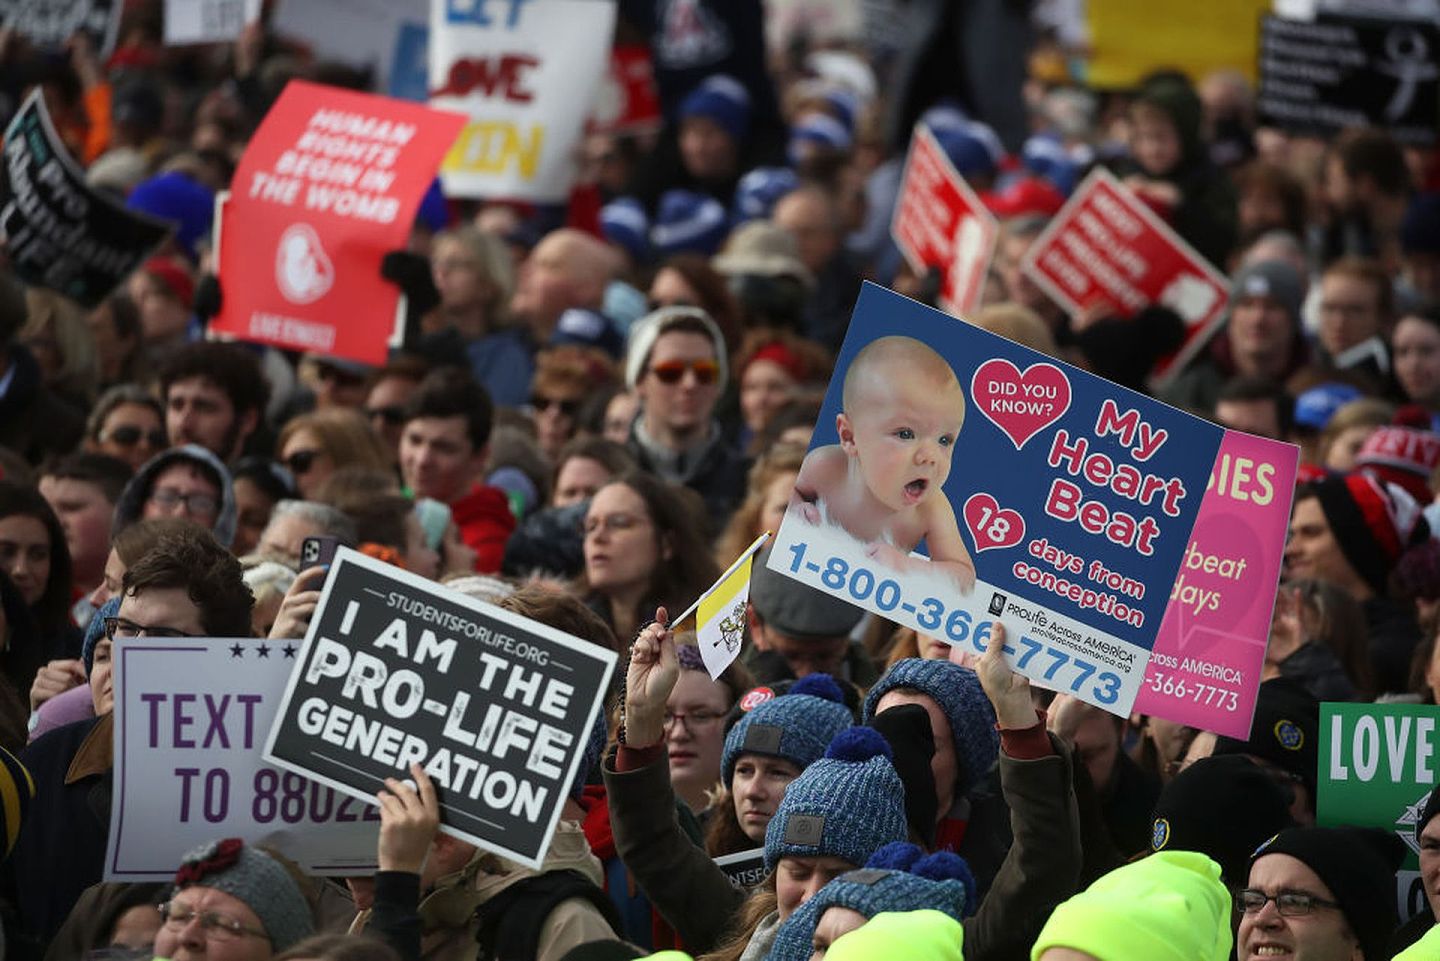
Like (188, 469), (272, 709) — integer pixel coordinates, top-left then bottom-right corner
(1020, 168), (1229, 382)
(1133, 431), (1299, 738)
(891, 124), (999, 317)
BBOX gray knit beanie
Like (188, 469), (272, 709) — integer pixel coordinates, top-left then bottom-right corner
(173, 838), (314, 951)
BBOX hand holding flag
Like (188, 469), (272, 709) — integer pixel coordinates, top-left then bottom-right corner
(673, 532), (770, 679)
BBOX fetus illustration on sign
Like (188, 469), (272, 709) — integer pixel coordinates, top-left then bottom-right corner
(276, 223), (334, 304)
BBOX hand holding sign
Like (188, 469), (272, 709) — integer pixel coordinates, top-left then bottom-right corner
(625, 607), (678, 747)
(972, 623), (1038, 730)
(377, 763), (440, 874)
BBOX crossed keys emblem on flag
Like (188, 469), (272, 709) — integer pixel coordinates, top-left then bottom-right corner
(716, 600), (746, 652)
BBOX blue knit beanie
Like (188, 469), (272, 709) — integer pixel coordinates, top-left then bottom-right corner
(862, 659), (999, 800)
(82, 595), (123, 676)
(764, 727), (909, 873)
(732, 166), (800, 223)
(931, 126), (998, 179)
(600, 196), (650, 264)
(572, 707), (609, 800)
(788, 113), (853, 166)
(127, 171), (215, 261)
(680, 75), (752, 144)
(652, 190), (730, 258)
(722, 673), (853, 784)
(766, 843), (975, 961)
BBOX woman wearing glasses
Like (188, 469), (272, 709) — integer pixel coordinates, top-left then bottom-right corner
(579, 472), (718, 647)
(84, 386), (167, 472)
(529, 346), (618, 462)
(276, 409), (391, 501)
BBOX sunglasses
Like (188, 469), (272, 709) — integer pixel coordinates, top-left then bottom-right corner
(365, 405), (407, 426)
(104, 425), (167, 448)
(531, 396), (581, 417)
(284, 449), (322, 475)
(649, 358), (719, 385)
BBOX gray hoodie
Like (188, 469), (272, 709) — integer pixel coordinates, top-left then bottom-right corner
(112, 444), (238, 548)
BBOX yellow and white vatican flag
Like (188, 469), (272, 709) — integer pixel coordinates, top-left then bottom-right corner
(674, 532), (770, 679)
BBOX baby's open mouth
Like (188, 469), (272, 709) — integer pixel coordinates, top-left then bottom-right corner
(904, 479), (928, 499)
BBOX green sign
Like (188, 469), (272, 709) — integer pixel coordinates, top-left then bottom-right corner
(1318, 702), (1440, 872)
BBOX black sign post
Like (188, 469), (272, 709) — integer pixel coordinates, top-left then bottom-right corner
(0, 91), (175, 308)
(263, 549), (617, 868)
(1259, 14), (1440, 145)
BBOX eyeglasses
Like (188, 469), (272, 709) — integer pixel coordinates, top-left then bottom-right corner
(148, 488), (218, 517)
(1235, 889), (1344, 917)
(531, 396), (581, 417)
(283, 449), (322, 475)
(104, 425), (167, 448)
(663, 709), (725, 731)
(104, 616), (197, 641)
(366, 405), (407, 426)
(649, 358), (719, 386)
(583, 513), (650, 536)
(159, 900), (270, 942)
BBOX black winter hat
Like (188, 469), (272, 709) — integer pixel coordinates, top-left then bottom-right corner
(867, 703), (938, 848)
(1251, 827), (1404, 961)
(1150, 755), (1295, 885)
(1214, 678), (1319, 803)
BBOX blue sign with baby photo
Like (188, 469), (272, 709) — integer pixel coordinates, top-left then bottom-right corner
(767, 282), (1224, 716)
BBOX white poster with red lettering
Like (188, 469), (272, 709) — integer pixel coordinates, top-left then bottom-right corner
(1020, 168), (1229, 382)
(588, 44), (662, 135)
(208, 80), (464, 364)
(430, 0), (618, 201)
(891, 124), (999, 318)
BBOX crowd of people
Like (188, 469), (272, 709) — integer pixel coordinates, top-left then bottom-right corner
(0, 0), (1438, 960)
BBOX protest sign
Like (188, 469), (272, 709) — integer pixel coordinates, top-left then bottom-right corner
(768, 282), (1222, 717)
(1133, 431), (1299, 738)
(272, 0), (428, 94)
(107, 638), (378, 880)
(891, 124), (999, 318)
(589, 45), (663, 135)
(1258, 14), (1440, 146)
(1085, 0), (1270, 88)
(207, 81), (464, 365)
(715, 848), (767, 889)
(1020, 168), (1230, 383)
(164, 0), (260, 45)
(264, 549), (617, 869)
(429, 0), (617, 201)
(0, 91), (173, 309)
(1, 0), (121, 56)
(1319, 702), (1440, 919)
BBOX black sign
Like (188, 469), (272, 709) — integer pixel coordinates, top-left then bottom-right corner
(0, 0), (122, 57)
(262, 549), (617, 868)
(0, 92), (174, 308)
(714, 848), (767, 889)
(1259, 14), (1440, 145)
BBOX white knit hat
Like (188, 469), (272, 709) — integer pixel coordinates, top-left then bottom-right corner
(624, 305), (729, 389)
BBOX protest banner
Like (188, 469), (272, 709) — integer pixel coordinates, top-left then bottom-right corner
(715, 848), (768, 889)
(768, 282), (1223, 717)
(1, 0), (122, 56)
(207, 80), (464, 365)
(429, 0), (617, 202)
(1085, 0), (1270, 88)
(589, 45), (663, 135)
(0, 91), (173, 309)
(264, 549), (617, 869)
(1132, 431), (1299, 739)
(891, 124), (999, 319)
(1020, 168), (1230, 384)
(163, 0), (260, 46)
(106, 637), (378, 880)
(1258, 14), (1440, 146)
(272, 0), (428, 95)
(1319, 702), (1440, 919)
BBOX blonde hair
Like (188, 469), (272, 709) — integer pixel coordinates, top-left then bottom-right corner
(277, 408), (391, 475)
(434, 224), (516, 317)
(972, 302), (1059, 357)
(22, 289), (99, 403)
(1318, 398), (1394, 462)
(715, 444), (807, 566)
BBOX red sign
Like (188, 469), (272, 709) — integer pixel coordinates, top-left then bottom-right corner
(588, 45), (662, 135)
(890, 124), (999, 318)
(209, 80), (465, 364)
(1020, 169), (1229, 381)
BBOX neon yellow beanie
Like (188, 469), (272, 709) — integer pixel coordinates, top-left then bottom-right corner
(1031, 851), (1232, 961)
(1395, 925), (1440, 961)
(825, 909), (964, 961)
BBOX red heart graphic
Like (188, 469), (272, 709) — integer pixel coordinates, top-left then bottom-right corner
(970, 359), (1072, 450)
(963, 493), (1025, 552)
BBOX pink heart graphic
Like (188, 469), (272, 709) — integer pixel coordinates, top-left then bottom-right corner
(970, 359), (1072, 450)
(963, 493), (1025, 552)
